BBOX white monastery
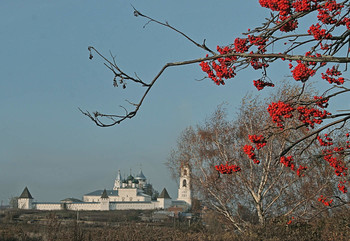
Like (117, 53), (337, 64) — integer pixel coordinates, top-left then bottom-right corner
(18, 165), (192, 211)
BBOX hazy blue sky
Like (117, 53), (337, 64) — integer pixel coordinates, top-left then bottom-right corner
(1, 1), (348, 205)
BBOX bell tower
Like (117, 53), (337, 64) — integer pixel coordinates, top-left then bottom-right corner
(177, 163), (191, 207)
(113, 170), (122, 190)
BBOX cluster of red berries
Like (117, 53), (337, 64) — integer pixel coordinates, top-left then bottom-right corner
(243, 145), (260, 164)
(250, 57), (269, 70)
(321, 66), (344, 85)
(259, 0), (291, 16)
(323, 150), (348, 177)
(304, 51), (323, 66)
(199, 46), (238, 85)
(259, 0), (298, 32)
(277, 15), (299, 32)
(308, 23), (332, 40)
(234, 38), (249, 53)
(296, 165), (307, 177)
(280, 156), (296, 171)
(248, 35), (268, 53)
(215, 163), (241, 174)
(297, 106), (330, 129)
(253, 79), (275, 91)
(280, 156), (308, 176)
(291, 62), (316, 82)
(318, 133), (350, 187)
(314, 96), (329, 108)
(267, 101), (295, 128)
(317, 134), (333, 146)
(318, 195), (333, 206)
(292, 0), (313, 12)
(317, 0), (344, 24)
(338, 181), (347, 193)
(249, 135), (267, 149)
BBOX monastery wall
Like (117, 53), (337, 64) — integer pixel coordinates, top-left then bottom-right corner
(35, 203), (61, 211)
(111, 201), (158, 210)
(66, 203), (100, 211)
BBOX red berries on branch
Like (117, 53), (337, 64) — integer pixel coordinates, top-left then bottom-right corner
(249, 135), (267, 149)
(280, 155), (296, 171)
(297, 165), (307, 177)
(321, 66), (345, 85)
(317, 134), (333, 146)
(314, 96), (329, 108)
(215, 162), (241, 174)
(234, 38), (249, 53)
(338, 181), (347, 193)
(297, 106), (330, 129)
(243, 145), (260, 164)
(267, 101), (295, 128)
(318, 195), (333, 206)
(291, 62), (316, 82)
(253, 80), (275, 91)
(308, 23), (332, 40)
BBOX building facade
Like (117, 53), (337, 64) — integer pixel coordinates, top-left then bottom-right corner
(18, 166), (191, 211)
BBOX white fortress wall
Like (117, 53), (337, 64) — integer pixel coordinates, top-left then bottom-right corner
(66, 203), (101, 211)
(35, 203), (62, 211)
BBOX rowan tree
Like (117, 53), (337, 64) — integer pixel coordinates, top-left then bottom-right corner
(167, 83), (349, 230)
(84, 0), (350, 229)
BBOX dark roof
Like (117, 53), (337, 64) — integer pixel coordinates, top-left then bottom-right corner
(158, 188), (171, 199)
(85, 190), (118, 196)
(127, 175), (134, 181)
(19, 187), (33, 199)
(101, 189), (109, 198)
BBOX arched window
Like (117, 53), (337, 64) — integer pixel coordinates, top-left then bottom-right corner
(183, 169), (187, 176)
(183, 179), (187, 187)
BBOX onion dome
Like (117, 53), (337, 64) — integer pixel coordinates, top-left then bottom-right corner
(127, 175), (134, 181)
(135, 169), (146, 181)
(132, 179), (139, 184)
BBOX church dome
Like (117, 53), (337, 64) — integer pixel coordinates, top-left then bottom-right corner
(127, 175), (134, 181)
(132, 179), (139, 184)
(135, 170), (146, 180)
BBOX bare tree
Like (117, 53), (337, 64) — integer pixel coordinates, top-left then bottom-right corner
(168, 82), (349, 230)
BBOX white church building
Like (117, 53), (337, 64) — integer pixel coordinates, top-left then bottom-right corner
(18, 164), (192, 211)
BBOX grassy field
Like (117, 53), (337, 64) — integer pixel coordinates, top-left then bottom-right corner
(1, 209), (350, 241)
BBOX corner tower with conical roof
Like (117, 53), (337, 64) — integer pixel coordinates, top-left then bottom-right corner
(158, 188), (172, 209)
(100, 189), (110, 211)
(18, 187), (34, 209)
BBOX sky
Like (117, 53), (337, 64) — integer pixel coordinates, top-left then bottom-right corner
(1, 1), (348, 205)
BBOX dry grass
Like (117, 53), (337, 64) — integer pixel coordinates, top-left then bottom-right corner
(1, 209), (350, 241)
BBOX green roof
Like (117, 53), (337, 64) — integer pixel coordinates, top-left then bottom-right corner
(158, 188), (171, 199)
(19, 187), (33, 199)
